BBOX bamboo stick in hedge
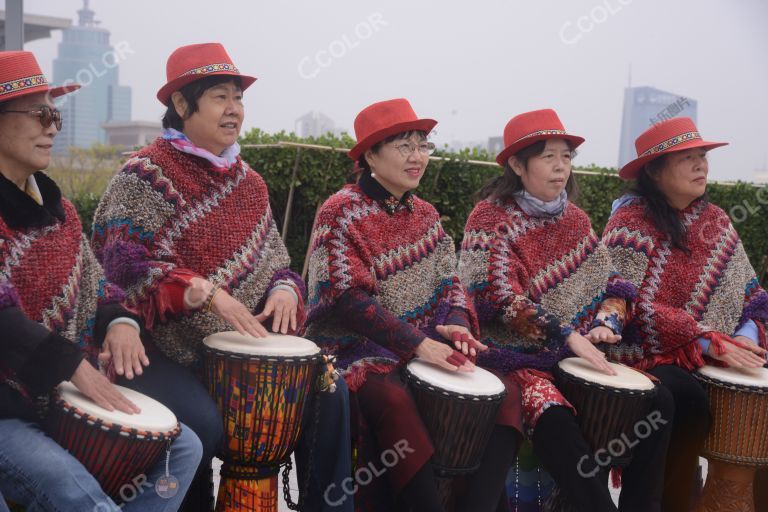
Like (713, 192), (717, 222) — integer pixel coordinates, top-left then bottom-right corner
(282, 147), (303, 243)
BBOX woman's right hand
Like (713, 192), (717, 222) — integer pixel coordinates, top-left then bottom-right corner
(210, 288), (269, 339)
(707, 337), (767, 368)
(414, 337), (475, 372)
(70, 359), (140, 414)
(566, 332), (616, 375)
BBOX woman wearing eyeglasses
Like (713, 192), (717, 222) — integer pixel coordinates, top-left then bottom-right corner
(0, 50), (201, 511)
(305, 99), (523, 512)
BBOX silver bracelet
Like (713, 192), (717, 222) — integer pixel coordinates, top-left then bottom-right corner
(269, 284), (298, 304)
(107, 316), (141, 333)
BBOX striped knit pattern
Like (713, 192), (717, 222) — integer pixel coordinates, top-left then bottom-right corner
(0, 199), (123, 358)
(602, 198), (768, 370)
(305, 184), (476, 384)
(459, 198), (632, 371)
(92, 139), (301, 366)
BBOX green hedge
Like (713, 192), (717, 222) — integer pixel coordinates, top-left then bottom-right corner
(72, 129), (768, 286)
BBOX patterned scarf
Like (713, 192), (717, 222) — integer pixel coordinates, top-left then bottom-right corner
(512, 189), (568, 218)
(161, 128), (240, 171)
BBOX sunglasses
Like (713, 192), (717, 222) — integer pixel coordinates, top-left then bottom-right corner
(0, 105), (63, 130)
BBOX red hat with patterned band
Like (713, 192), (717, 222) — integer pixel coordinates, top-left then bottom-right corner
(156, 43), (257, 105)
(619, 117), (728, 180)
(349, 98), (437, 160)
(0, 51), (80, 103)
(496, 109), (585, 167)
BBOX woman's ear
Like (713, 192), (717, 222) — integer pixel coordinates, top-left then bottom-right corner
(508, 156), (524, 177)
(170, 91), (188, 119)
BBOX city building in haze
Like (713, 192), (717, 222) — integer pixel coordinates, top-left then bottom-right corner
(103, 120), (161, 149)
(52, 0), (131, 153)
(295, 111), (338, 138)
(618, 86), (697, 168)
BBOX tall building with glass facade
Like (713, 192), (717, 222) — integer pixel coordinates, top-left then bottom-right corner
(618, 86), (697, 168)
(52, 1), (131, 153)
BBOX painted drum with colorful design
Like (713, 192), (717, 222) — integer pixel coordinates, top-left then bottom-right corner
(203, 332), (321, 512)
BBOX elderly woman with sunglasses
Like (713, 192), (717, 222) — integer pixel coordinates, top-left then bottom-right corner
(0, 50), (201, 512)
(305, 99), (523, 512)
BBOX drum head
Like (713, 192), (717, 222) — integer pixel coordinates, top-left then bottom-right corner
(557, 357), (654, 391)
(697, 365), (768, 388)
(57, 381), (178, 432)
(406, 358), (505, 396)
(203, 331), (320, 357)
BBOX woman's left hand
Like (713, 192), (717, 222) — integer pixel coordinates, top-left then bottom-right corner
(99, 323), (149, 380)
(435, 324), (487, 357)
(586, 326), (622, 345)
(256, 289), (298, 334)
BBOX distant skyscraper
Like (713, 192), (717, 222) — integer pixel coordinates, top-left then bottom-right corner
(618, 86), (697, 168)
(52, 0), (131, 153)
(488, 136), (504, 156)
(295, 111), (336, 138)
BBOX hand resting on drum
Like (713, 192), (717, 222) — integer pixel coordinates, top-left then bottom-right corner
(586, 325), (622, 344)
(566, 332), (617, 375)
(255, 289), (298, 334)
(415, 337), (475, 372)
(435, 324), (488, 358)
(705, 333), (767, 368)
(99, 323), (149, 380)
(210, 288), (269, 338)
(70, 359), (140, 414)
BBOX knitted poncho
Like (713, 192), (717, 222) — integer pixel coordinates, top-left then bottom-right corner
(305, 179), (477, 390)
(91, 139), (303, 366)
(0, 172), (125, 412)
(602, 197), (768, 370)
(459, 198), (634, 374)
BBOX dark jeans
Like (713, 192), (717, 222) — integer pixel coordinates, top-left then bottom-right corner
(647, 365), (712, 512)
(118, 348), (225, 512)
(295, 377), (354, 512)
(533, 383), (673, 512)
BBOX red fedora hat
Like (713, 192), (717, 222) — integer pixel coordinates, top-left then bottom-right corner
(619, 117), (728, 180)
(496, 109), (585, 167)
(156, 43), (257, 105)
(0, 51), (80, 103)
(348, 98), (437, 160)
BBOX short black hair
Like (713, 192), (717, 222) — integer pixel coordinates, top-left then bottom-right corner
(161, 75), (243, 131)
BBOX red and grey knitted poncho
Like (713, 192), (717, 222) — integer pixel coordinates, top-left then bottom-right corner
(459, 198), (634, 374)
(305, 173), (477, 391)
(602, 197), (768, 370)
(91, 139), (304, 366)
(0, 172), (126, 417)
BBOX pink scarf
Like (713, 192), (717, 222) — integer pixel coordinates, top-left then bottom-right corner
(162, 128), (240, 172)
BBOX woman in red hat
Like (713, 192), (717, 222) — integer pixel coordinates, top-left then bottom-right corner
(305, 98), (523, 512)
(90, 43), (345, 511)
(603, 117), (768, 511)
(459, 109), (673, 512)
(0, 51), (201, 511)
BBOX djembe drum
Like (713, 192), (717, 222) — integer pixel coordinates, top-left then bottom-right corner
(46, 381), (180, 501)
(203, 332), (321, 512)
(548, 357), (658, 510)
(405, 358), (506, 510)
(695, 365), (768, 512)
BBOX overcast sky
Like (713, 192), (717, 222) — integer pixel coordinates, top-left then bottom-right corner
(21, 0), (768, 182)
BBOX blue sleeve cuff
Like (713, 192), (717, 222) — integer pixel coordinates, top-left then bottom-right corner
(698, 337), (711, 355)
(734, 319), (759, 344)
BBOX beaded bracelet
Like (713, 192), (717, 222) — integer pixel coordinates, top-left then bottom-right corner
(203, 285), (222, 313)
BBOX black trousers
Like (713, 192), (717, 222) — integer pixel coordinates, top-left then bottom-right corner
(647, 365), (712, 512)
(533, 383), (673, 512)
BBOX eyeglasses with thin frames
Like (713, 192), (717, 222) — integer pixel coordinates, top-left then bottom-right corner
(0, 105), (63, 131)
(391, 141), (436, 158)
